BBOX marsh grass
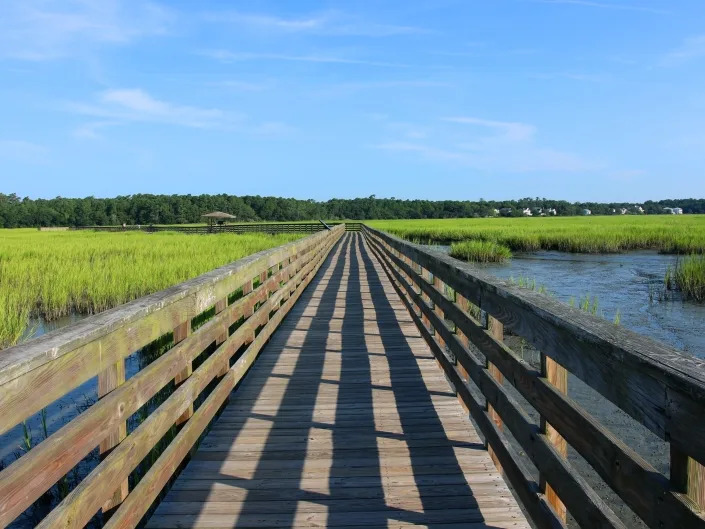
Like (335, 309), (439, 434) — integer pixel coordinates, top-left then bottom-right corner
(0, 229), (302, 349)
(449, 240), (512, 263)
(667, 255), (705, 302)
(369, 215), (705, 254)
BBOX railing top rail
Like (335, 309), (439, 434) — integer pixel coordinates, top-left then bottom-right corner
(363, 225), (705, 465)
(0, 225), (344, 387)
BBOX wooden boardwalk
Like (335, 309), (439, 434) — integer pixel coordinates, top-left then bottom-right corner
(147, 233), (529, 529)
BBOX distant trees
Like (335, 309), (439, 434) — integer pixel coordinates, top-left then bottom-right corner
(1, 193), (704, 228)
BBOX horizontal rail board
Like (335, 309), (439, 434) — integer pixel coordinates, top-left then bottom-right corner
(0, 225), (344, 528)
(363, 225), (705, 529)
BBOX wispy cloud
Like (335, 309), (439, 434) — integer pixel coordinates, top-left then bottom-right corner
(529, 71), (608, 82)
(210, 80), (273, 92)
(443, 117), (536, 142)
(0, 1), (172, 61)
(530, 0), (669, 14)
(67, 88), (296, 139)
(660, 35), (705, 66)
(0, 140), (47, 162)
(376, 116), (596, 172)
(200, 49), (408, 68)
(202, 10), (427, 37)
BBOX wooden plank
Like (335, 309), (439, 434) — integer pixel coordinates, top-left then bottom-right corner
(98, 359), (129, 513)
(541, 353), (568, 523)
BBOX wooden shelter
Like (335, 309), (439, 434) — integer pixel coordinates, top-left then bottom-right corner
(201, 211), (236, 226)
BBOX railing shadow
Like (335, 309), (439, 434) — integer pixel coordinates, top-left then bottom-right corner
(150, 232), (511, 528)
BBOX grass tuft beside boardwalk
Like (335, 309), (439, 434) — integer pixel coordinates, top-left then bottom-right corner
(0, 229), (303, 349)
(449, 240), (512, 263)
(667, 255), (705, 302)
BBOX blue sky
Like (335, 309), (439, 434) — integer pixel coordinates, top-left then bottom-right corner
(1, 0), (704, 202)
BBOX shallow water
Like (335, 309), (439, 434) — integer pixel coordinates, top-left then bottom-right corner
(433, 247), (705, 358)
(431, 247), (705, 527)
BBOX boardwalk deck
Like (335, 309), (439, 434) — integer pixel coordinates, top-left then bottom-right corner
(147, 233), (529, 529)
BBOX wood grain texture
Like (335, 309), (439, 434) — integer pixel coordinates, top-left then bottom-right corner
(147, 233), (528, 529)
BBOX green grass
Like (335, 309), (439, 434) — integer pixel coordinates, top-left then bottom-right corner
(368, 215), (705, 254)
(449, 240), (512, 263)
(0, 229), (303, 349)
(666, 255), (705, 302)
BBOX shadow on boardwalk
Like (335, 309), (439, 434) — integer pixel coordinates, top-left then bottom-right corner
(146, 233), (527, 529)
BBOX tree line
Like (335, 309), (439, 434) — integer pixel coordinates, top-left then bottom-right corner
(1, 193), (704, 228)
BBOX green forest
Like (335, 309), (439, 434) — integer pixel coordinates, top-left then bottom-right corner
(1, 193), (704, 228)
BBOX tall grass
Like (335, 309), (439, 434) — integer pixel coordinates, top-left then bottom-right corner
(368, 215), (705, 254)
(449, 240), (512, 263)
(666, 255), (705, 302)
(0, 229), (302, 349)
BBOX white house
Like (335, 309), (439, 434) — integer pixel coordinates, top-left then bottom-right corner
(522, 208), (532, 216)
(581, 209), (592, 216)
(619, 208), (628, 215)
(664, 207), (684, 215)
(546, 208), (557, 216)
(634, 205), (644, 214)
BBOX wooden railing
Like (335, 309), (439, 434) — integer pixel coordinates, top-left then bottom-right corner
(0, 224), (344, 528)
(363, 225), (705, 529)
(73, 222), (344, 234)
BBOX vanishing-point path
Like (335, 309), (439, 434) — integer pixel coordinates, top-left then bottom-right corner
(147, 233), (529, 529)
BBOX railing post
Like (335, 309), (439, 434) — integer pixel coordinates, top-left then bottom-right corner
(215, 298), (229, 377)
(173, 320), (192, 425)
(540, 353), (568, 522)
(242, 278), (256, 345)
(433, 275), (446, 350)
(486, 314), (504, 471)
(98, 359), (129, 513)
(455, 293), (470, 412)
(671, 447), (705, 510)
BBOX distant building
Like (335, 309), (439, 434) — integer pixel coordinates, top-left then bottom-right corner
(499, 208), (512, 216)
(581, 209), (592, 216)
(493, 208), (500, 215)
(663, 207), (684, 215)
(619, 208), (628, 215)
(546, 208), (557, 216)
(634, 205), (644, 214)
(522, 208), (532, 216)
(674, 207), (683, 214)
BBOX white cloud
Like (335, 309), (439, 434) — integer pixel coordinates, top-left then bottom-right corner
(375, 116), (596, 172)
(203, 10), (426, 37)
(0, 1), (171, 61)
(660, 35), (705, 66)
(200, 49), (408, 68)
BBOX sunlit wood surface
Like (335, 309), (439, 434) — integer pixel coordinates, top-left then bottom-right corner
(147, 233), (529, 528)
